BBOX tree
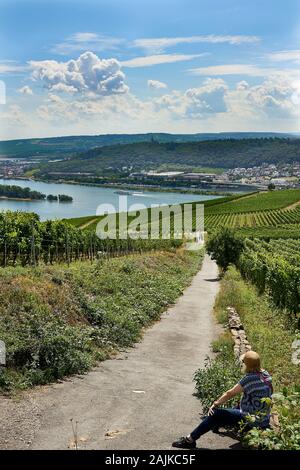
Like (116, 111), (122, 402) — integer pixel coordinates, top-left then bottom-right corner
(206, 228), (244, 272)
(268, 183), (276, 191)
(47, 194), (58, 201)
(58, 194), (73, 202)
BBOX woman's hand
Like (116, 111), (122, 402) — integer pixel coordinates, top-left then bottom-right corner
(208, 403), (217, 416)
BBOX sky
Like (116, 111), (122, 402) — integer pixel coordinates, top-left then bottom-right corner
(1, 0), (300, 140)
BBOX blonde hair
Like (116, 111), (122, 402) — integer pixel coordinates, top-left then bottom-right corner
(240, 351), (261, 373)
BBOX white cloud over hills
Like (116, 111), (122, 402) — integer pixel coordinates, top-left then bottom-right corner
(30, 51), (128, 95)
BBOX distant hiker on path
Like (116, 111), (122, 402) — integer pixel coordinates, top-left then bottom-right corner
(172, 351), (273, 449)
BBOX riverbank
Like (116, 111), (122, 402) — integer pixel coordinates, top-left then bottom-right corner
(0, 178), (223, 221)
(0, 196), (32, 202)
(20, 176), (237, 196)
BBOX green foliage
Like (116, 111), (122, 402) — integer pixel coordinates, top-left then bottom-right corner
(33, 138), (300, 177)
(204, 190), (300, 235)
(233, 224), (300, 240)
(58, 194), (73, 202)
(242, 390), (300, 450)
(1, 133), (296, 160)
(194, 342), (242, 414)
(0, 184), (46, 200)
(0, 249), (204, 393)
(210, 266), (300, 449)
(206, 228), (244, 271)
(0, 210), (183, 267)
(47, 194), (58, 201)
(214, 266), (299, 390)
(206, 189), (300, 214)
(238, 238), (300, 315)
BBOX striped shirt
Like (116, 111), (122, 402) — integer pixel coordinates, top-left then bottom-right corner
(239, 370), (273, 427)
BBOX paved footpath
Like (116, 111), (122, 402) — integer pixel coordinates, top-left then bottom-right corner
(0, 255), (239, 450)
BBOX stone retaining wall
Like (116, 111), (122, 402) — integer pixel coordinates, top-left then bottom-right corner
(226, 306), (252, 359)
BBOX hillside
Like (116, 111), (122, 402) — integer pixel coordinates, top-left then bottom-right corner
(1, 188), (299, 451)
(35, 138), (300, 178)
(0, 132), (296, 159)
(67, 189), (300, 239)
(0, 249), (203, 393)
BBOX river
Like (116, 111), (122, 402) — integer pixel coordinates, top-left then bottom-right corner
(0, 178), (225, 221)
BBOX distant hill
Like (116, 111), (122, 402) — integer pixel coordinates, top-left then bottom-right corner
(0, 132), (298, 159)
(34, 137), (300, 177)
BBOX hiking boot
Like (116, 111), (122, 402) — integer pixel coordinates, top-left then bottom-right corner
(172, 436), (196, 449)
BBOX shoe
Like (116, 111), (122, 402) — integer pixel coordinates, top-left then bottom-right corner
(172, 436), (196, 449)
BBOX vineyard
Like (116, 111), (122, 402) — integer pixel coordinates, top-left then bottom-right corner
(205, 205), (300, 230)
(238, 238), (300, 315)
(0, 211), (182, 267)
(0, 189), (299, 267)
(67, 190), (300, 238)
(204, 189), (300, 214)
(204, 189), (300, 234)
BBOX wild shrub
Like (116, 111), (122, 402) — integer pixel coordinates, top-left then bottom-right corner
(206, 228), (244, 272)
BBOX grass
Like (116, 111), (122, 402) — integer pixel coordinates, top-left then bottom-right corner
(206, 189), (300, 214)
(0, 248), (204, 394)
(214, 265), (300, 390)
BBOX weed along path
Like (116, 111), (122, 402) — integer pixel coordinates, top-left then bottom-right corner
(1, 255), (238, 450)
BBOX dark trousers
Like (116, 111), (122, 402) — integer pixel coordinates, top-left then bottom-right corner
(190, 408), (244, 441)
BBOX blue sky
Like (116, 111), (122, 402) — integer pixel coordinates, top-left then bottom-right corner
(1, 0), (300, 139)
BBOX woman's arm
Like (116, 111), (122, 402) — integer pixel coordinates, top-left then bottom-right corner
(208, 383), (243, 416)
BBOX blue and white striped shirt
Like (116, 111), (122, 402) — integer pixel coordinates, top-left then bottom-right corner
(239, 370), (273, 427)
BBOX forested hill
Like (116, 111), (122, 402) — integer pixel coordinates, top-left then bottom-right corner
(36, 138), (300, 176)
(0, 132), (297, 159)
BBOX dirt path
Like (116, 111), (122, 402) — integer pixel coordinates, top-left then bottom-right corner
(0, 255), (239, 450)
(79, 217), (99, 229)
(282, 200), (300, 211)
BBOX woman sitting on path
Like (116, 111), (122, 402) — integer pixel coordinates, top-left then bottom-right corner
(172, 351), (273, 449)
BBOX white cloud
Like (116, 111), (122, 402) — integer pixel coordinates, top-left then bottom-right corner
(71, 32), (100, 42)
(121, 53), (207, 68)
(52, 32), (125, 55)
(0, 62), (28, 74)
(188, 64), (281, 77)
(32, 75), (300, 129)
(50, 83), (78, 94)
(5, 70), (299, 139)
(148, 79), (167, 89)
(30, 51), (128, 96)
(245, 78), (299, 117)
(236, 80), (249, 91)
(154, 79), (228, 118)
(222, 76), (300, 122)
(36, 92), (146, 124)
(267, 50), (300, 63)
(18, 85), (33, 95)
(0, 104), (26, 125)
(133, 35), (260, 53)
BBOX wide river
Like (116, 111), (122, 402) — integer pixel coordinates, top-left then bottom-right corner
(0, 178), (224, 221)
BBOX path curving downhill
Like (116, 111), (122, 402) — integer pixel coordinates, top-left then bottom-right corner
(0, 255), (239, 450)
